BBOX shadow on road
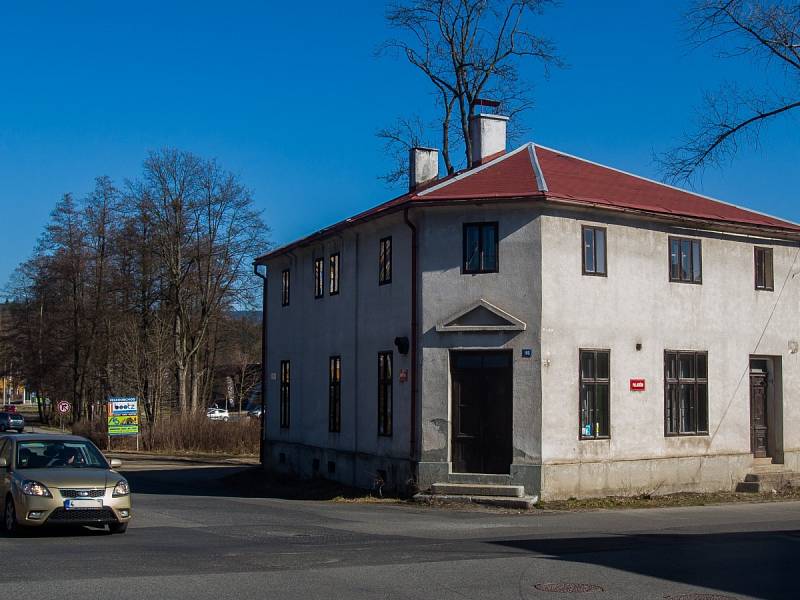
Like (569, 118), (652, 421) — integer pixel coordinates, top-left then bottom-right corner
(122, 465), (387, 502)
(2, 525), (113, 539)
(491, 529), (798, 599)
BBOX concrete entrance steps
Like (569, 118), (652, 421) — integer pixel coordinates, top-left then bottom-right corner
(735, 460), (800, 493)
(415, 482), (538, 509)
(432, 483), (525, 497)
(446, 473), (512, 486)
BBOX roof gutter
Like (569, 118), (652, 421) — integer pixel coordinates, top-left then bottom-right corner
(256, 192), (800, 264)
(541, 194), (800, 243)
(253, 262), (268, 466)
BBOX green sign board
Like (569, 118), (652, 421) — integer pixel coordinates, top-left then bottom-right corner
(108, 398), (139, 437)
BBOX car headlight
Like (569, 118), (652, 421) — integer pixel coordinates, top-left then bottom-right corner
(20, 480), (52, 497)
(112, 480), (130, 497)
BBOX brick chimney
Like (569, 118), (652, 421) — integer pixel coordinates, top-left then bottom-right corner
(469, 112), (508, 168)
(409, 147), (439, 191)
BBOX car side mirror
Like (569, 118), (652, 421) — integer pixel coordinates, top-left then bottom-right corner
(0, 458), (7, 468)
(110, 459), (123, 468)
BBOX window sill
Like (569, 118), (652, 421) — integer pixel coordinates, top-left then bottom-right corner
(668, 279), (703, 285)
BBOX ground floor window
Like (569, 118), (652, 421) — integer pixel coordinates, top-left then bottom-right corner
(329, 356), (341, 433)
(378, 352), (393, 436)
(665, 351), (708, 435)
(579, 349), (610, 439)
(280, 360), (290, 429)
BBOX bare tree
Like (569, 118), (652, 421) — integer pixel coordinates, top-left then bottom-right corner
(4, 148), (270, 432)
(376, 115), (428, 184)
(661, 0), (800, 182)
(379, 0), (561, 181)
(135, 149), (269, 413)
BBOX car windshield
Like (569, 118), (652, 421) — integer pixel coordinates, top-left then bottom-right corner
(16, 440), (108, 469)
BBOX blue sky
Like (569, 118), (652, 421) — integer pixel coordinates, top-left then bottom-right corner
(1, 1), (798, 288)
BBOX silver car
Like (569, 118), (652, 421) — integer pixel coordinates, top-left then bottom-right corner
(0, 434), (132, 535)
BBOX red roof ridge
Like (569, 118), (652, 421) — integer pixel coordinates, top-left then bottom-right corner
(533, 143), (800, 229)
(416, 143), (537, 197)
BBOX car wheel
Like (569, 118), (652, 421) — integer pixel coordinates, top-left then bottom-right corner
(4, 496), (18, 535)
(109, 522), (128, 534)
(223, 417), (229, 422)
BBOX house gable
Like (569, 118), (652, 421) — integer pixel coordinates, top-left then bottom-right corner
(435, 299), (527, 333)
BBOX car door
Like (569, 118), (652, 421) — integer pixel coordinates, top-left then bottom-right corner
(0, 439), (12, 498)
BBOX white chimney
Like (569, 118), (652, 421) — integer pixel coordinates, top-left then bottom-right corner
(409, 147), (439, 191)
(469, 113), (508, 167)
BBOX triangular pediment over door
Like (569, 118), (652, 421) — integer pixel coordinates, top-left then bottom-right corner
(436, 299), (526, 333)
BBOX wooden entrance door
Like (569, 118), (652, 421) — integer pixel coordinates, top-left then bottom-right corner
(451, 352), (512, 474)
(750, 372), (769, 458)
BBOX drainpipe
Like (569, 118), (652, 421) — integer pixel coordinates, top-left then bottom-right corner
(253, 262), (268, 467)
(403, 207), (418, 463)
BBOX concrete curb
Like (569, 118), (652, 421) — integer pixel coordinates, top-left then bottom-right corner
(414, 492), (539, 510)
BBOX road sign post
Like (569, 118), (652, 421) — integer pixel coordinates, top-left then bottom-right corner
(56, 401), (71, 432)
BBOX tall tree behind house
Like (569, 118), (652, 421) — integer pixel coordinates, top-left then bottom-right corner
(378, 0), (562, 182)
(3, 149), (270, 423)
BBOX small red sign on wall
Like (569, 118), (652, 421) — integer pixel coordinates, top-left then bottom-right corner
(630, 379), (646, 392)
(399, 369), (409, 383)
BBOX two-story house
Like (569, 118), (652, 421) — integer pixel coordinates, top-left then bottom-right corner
(255, 113), (800, 500)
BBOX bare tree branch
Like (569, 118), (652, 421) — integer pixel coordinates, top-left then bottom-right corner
(662, 0), (800, 182)
(378, 0), (562, 181)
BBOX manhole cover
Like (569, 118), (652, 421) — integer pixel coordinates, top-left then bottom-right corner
(664, 595), (737, 600)
(534, 583), (604, 593)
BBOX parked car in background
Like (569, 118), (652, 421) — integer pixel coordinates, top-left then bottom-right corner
(0, 412), (24, 433)
(0, 433), (131, 534)
(206, 407), (230, 422)
(246, 406), (263, 419)
(1, 404), (17, 413)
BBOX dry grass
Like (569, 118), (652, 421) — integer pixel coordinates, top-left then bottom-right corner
(538, 488), (800, 511)
(72, 414), (260, 456)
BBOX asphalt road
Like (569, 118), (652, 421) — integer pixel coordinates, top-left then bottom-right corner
(1, 459), (797, 600)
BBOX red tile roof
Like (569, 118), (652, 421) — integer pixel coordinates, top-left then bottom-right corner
(534, 145), (800, 232)
(257, 143), (799, 261)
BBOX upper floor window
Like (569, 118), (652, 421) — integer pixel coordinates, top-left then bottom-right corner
(665, 351), (708, 436)
(579, 349), (610, 439)
(754, 247), (774, 291)
(314, 257), (324, 298)
(279, 360), (291, 429)
(463, 222), (498, 274)
(379, 237), (392, 285)
(582, 226), (607, 276)
(669, 237), (702, 284)
(281, 269), (290, 307)
(329, 253), (340, 295)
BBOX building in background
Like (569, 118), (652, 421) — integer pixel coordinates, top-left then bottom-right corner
(0, 302), (29, 405)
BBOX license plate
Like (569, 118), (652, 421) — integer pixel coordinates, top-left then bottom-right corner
(64, 499), (103, 510)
